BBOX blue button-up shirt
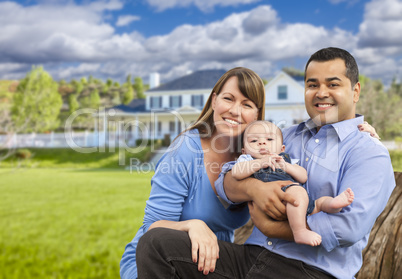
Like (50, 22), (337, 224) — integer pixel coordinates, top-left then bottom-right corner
(216, 115), (395, 278)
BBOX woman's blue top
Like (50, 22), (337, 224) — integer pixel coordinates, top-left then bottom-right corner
(120, 129), (250, 278)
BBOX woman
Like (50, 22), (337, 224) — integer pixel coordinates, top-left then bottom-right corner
(120, 67), (274, 278)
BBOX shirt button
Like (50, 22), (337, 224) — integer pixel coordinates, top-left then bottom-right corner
(306, 158), (309, 162)
(315, 139), (320, 143)
(267, 241), (273, 246)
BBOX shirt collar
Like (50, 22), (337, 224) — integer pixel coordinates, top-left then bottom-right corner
(295, 115), (365, 141)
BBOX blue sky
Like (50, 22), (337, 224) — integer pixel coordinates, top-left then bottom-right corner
(1, 0), (401, 86)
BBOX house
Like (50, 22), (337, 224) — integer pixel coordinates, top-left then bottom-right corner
(264, 71), (308, 128)
(103, 69), (308, 146)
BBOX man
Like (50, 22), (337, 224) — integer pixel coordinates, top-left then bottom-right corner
(137, 47), (395, 278)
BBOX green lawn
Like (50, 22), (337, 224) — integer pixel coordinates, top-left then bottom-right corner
(0, 168), (153, 279)
(0, 147), (157, 169)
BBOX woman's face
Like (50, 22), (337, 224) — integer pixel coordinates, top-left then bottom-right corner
(211, 76), (259, 139)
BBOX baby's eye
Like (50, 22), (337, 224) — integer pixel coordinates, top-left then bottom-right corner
(250, 140), (257, 143)
(267, 138), (273, 141)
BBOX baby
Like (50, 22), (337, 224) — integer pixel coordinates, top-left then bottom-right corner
(232, 120), (354, 246)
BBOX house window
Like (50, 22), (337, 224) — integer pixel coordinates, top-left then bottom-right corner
(169, 121), (175, 132)
(150, 96), (162, 109)
(278, 85), (288, 100)
(191, 95), (204, 108)
(169, 121), (181, 133)
(157, 121), (162, 133)
(170, 96), (182, 108)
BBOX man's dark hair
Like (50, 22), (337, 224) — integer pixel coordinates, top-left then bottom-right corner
(304, 47), (359, 87)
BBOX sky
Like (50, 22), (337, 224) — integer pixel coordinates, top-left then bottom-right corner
(1, 0), (402, 86)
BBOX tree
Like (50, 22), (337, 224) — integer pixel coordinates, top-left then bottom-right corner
(68, 93), (79, 115)
(282, 67), (304, 77)
(11, 66), (62, 133)
(122, 83), (134, 105)
(89, 89), (100, 109)
(133, 76), (145, 99)
(71, 79), (84, 95)
(88, 75), (94, 85)
(356, 75), (402, 139)
(390, 76), (402, 97)
(81, 89), (100, 109)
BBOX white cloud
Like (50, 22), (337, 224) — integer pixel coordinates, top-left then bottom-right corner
(358, 0), (402, 48)
(146, 0), (262, 12)
(352, 0), (402, 83)
(116, 15), (141, 26)
(57, 63), (101, 79)
(242, 5), (278, 35)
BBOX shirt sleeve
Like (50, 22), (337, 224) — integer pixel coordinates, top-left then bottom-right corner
(142, 134), (202, 232)
(236, 154), (253, 163)
(120, 134), (202, 279)
(307, 142), (395, 252)
(215, 160), (244, 209)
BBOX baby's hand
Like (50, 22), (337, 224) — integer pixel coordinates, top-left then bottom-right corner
(271, 154), (286, 171)
(260, 155), (276, 170)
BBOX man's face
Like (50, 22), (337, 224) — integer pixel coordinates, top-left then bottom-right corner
(304, 58), (360, 129)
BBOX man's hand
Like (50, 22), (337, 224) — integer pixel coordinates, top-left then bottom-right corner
(248, 201), (294, 240)
(248, 180), (298, 220)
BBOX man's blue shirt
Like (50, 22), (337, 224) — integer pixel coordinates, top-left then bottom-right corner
(215, 115), (395, 278)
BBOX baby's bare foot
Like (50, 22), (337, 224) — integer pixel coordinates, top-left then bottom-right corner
(293, 229), (322, 246)
(330, 188), (354, 210)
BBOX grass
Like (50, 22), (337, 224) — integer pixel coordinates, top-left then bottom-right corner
(0, 147), (158, 169)
(0, 168), (153, 279)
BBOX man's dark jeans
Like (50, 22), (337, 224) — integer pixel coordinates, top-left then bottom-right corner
(136, 228), (335, 279)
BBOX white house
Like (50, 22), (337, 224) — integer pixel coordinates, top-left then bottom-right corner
(104, 69), (308, 145)
(264, 71), (308, 128)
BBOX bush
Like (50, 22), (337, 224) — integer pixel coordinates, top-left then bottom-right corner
(135, 138), (159, 147)
(15, 148), (32, 159)
(163, 134), (171, 147)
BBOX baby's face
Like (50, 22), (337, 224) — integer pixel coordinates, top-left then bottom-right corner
(243, 122), (284, 159)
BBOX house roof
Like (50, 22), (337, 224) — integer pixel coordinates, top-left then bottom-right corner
(290, 75), (304, 83)
(148, 69), (227, 92)
(112, 98), (146, 113)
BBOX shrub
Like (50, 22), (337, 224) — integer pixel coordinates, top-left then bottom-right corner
(163, 134), (171, 147)
(15, 148), (32, 159)
(135, 138), (159, 147)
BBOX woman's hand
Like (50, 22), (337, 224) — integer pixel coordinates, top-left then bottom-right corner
(358, 121), (380, 139)
(187, 219), (219, 275)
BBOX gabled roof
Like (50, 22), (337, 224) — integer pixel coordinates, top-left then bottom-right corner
(265, 71), (305, 90)
(290, 75), (304, 83)
(148, 69), (227, 92)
